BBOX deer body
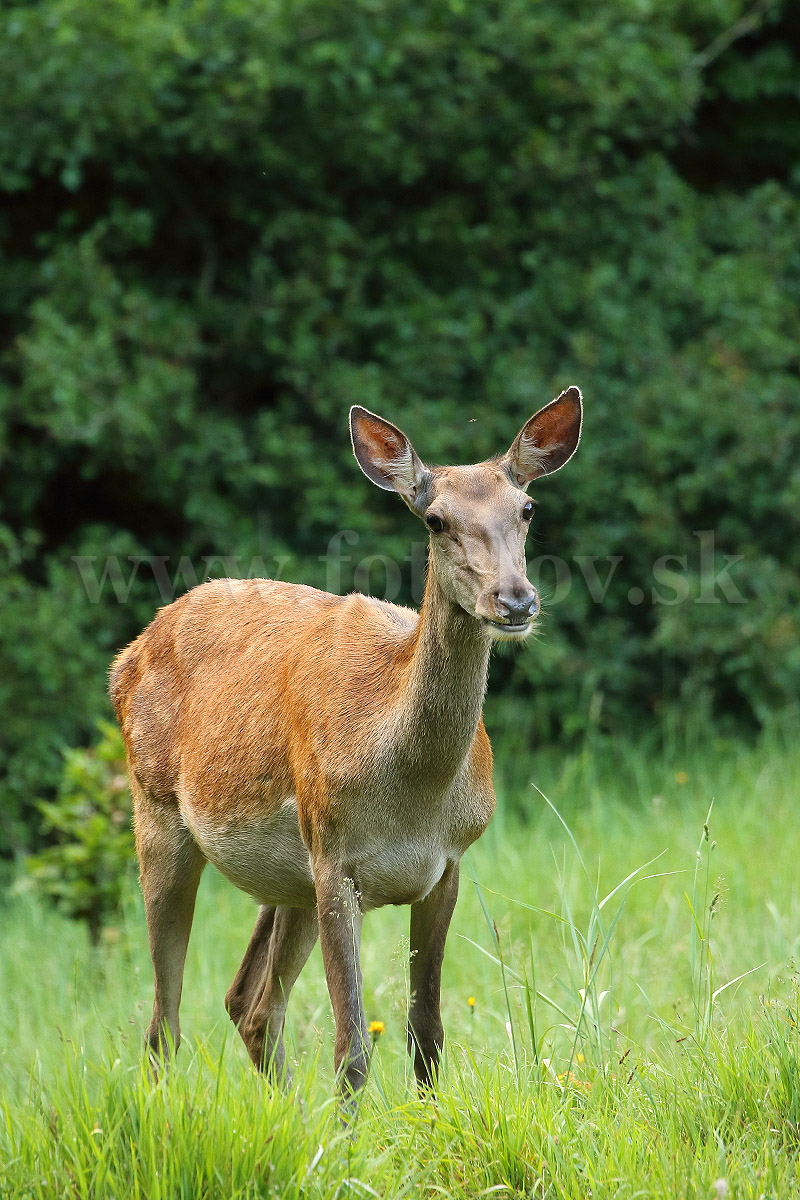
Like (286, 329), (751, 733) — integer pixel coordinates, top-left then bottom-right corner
(111, 392), (582, 1099)
(116, 577), (494, 912)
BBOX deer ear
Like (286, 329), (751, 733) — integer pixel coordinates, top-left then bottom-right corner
(503, 386), (583, 488)
(350, 406), (431, 512)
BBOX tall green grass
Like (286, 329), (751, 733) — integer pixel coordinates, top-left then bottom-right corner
(2, 723), (800, 1197)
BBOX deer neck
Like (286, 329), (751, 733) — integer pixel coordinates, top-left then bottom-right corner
(398, 559), (492, 777)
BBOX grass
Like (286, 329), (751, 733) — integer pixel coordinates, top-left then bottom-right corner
(2, 721), (800, 1197)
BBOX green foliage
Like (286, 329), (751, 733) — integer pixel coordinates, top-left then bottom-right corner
(21, 722), (135, 943)
(1, 0), (799, 848)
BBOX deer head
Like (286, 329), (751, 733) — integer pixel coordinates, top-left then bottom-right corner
(350, 387), (582, 639)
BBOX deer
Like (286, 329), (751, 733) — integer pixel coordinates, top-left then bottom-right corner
(110, 387), (582, 1102)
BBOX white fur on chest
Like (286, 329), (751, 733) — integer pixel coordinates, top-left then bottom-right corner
(351, 836), (449, 910)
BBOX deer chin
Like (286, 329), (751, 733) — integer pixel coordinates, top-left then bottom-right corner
(482, 617), (535, 642)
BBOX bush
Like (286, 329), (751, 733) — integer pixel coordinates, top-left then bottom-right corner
(21, 723), (135, 943)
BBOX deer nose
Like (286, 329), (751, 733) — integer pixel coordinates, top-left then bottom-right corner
(493, 588), (539, 623)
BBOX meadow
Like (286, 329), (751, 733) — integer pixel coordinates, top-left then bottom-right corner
(2, 721), (800, 1199)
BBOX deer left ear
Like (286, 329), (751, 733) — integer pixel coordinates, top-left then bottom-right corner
(349, 405), (431, 513)
(503, 386), (583, 488)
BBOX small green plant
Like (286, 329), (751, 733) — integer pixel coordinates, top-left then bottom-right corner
(685, 802), (763, 1044)
(761, 967), (800, 1136)
(466, 786), (670, 1088)
(23, 721), (134, 944)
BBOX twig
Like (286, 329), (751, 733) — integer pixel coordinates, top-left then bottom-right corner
(691, 0), (775, 72)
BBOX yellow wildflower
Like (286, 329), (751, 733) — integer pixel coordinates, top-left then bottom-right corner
(368, 1020), (385, 1037)
(558, 1071), (591, 1091)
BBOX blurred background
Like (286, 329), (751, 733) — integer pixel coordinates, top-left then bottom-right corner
(1, 0), (799, 862)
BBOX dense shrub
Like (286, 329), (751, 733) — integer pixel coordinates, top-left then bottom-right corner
(1, 0), (799, 849)
(20, 723), (135, 942)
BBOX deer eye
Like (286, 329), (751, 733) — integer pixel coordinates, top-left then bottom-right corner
(426, 513), (445, 533)
(522, 501), (534, 521)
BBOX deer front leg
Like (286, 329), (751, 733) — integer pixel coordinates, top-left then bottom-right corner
(315, 864), (370, 1102)
(408, 860), (459, 1089)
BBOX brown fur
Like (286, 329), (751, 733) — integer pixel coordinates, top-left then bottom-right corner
(112, 391), (582, 1101)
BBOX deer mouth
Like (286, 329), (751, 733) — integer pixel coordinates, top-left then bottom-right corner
(483, 618), (533, 639)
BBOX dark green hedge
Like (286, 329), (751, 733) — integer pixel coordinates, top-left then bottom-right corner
(1, 0), (799, 849)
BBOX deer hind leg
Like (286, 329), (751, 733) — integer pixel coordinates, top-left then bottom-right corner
(407, 861), (460, 1090)
(228, 905), (318, 1079)
(134, 789), (206, 1068)
(225, 905), (277, 1029)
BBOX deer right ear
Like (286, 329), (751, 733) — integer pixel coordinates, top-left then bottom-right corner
(502, 386), (583, 488)
(350, 406), (431, 513)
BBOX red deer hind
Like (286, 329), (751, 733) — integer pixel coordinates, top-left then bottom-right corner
(110, 389), (582, 1100)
